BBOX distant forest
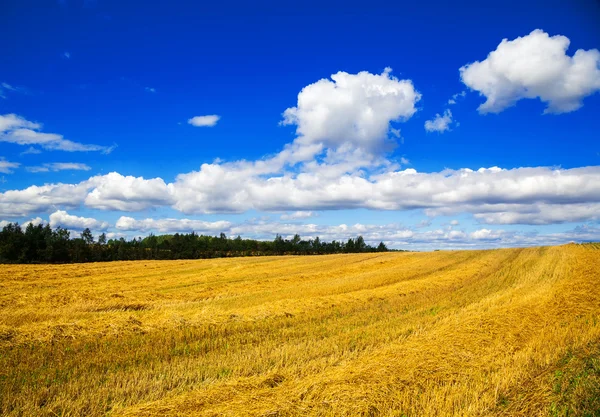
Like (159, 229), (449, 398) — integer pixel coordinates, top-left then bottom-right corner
(0, 222), (391, 264)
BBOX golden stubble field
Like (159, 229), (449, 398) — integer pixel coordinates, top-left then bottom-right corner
(1, 245), (599, 416)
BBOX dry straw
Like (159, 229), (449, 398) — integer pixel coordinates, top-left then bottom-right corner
(1, 244), (599, 416)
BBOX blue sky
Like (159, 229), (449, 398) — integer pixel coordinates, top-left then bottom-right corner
(1, 0), (600, 249)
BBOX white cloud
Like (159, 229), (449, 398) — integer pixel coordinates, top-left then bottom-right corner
(409, 226), (600, 250)
(112, 216), (412, 246)
(20, 147), (42, 155)
(282, 68), (421, 154)
(2, 165), (600, 226)
(0, 114), (39, 132)
(424, 109), (453, 133)
(3, 212), (598, 250)
(470, 228), (502, 240)
(448, 91), (466, 105)
(231, 221), (415, 243)
(188, 115), (220, 127)
(0, 172), (174, 217)
(416, 219), (432, 228)
(26, 162), (91, 173)
(145, 87), (156, 93)
(170, 69), (422, 214)
(0, 217), (45, 229)
(0, 83), (27, 99)
(53, 163), (91, 171)
(460, 29), (600, 114)
(447, 230), (467, 239)
(0, 182), (91, 217)
(167, 165), (600, 222)
(280, 211), (316, 220)
(450, 220), (460, 226)
(0, 158), (20, 174)
(49, 210), (109, 230)
(63, 52), (71, 59)
(109, 217), (600, 250)
(390, 128), (402, 138)
(105, 232), (127, 240)
(115, 216), (231, 234)
(471, 203), (600, 225)
(23, 217), (46, 228)
(84, 172), (174, 211)
(27, 167), (50, 173)
(0, 69), (599, 228)
(0, 114), (115, 153)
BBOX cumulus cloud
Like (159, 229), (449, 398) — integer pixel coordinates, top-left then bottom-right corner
(114, 216), (414, 245)
(424, 109), (454, 133)
(231, 221), (415, 243)
(282, 68), (421, 154)
(0, 114), (115, 152)
(0, 217), (45, 229)
(0, 69), (599, 229)
(470, 228), (503, 240)
(107, 216), (600, 250)
(23, 217), (46, 228)
(26, 162), (91, 173)
(167, 165), (600, 222)
(2, 166), (600, 225)
(0, 158), (20, 174)
(0, 172), (174, 217)
(188, 115), (220, 127)
(49, 210), (109, 230)
(460, 29), (600, 114)
(404, 226), (600, 250)
(169, 70), (423, 214)
(280, 211), (316, 220)
(115, 216), (231, 233)
(0, 182), (90, 217)
(471, 203), (600, 225)
(3, 210), (598, 250)
(84, 172), (174, 211)
(105, 232), (127, 240)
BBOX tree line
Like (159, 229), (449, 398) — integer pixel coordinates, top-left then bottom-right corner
(0, 222), (391, 263)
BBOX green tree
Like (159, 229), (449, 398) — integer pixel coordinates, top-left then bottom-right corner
(81, 228), (94, 245)
(313, 236), (321, 254)
(51, 227), (71, 263)
(0, 223), (24, 262)
(355, 236), (366, 252)
(274, 234), (285, 255)
(346, 238), (355, 253)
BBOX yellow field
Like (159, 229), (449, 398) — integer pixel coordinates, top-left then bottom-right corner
(1, 245), (599, 416)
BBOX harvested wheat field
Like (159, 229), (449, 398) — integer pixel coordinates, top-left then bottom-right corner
(1, 244), (599, 416)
